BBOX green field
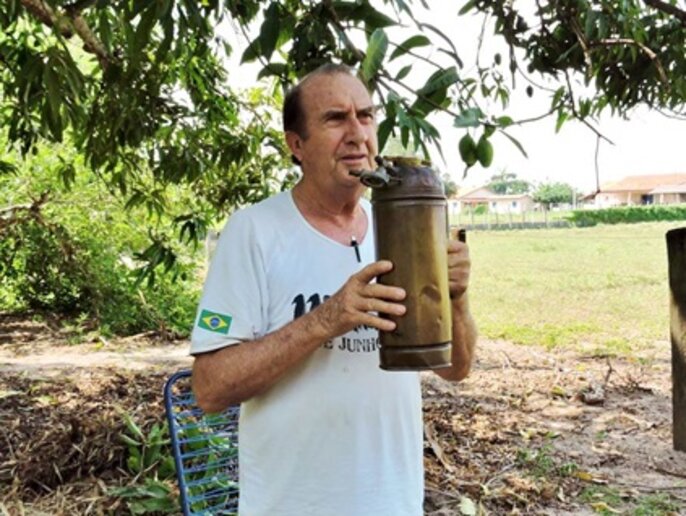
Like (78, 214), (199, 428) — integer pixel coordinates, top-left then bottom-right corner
(466, 221), (685, 355)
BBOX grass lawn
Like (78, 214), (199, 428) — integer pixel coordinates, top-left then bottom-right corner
(466, 221), (686, 355)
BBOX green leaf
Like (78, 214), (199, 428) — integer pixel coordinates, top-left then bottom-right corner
(43, 65), (61, 119)
(459, 0), (477, 16)
(418, 22), (463, 68)
(417, 66), (459, 97)
(123, 414), (145, 440)
(331, 1), (396, 28)
(395, 64), (412, 81)
(555, 110), (568, 132)
(500, 129), (528, 158)
(361, 28), (388, 83)
(389, 35), (430, 61)
(453, 107), (483, 128)
(57, 161), (76, 190)
(98, 10), (112, 54)
(257, 63), (288, 80)
(133, 4), (157, 54)
(259, 2), (280, 60)
(496, 115), (514, 128)
(120, 434), (142, 447)
(241, 38), (261, 64)
(0, 160), (17, 175)
(377, 117), (394, 152)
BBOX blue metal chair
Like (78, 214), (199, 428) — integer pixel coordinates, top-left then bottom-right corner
(164, 370), (239, 515)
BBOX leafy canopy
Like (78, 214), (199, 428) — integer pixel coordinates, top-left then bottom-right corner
(534, 182), (577, 207)
(488, 172), (531, 195)
(2, 0), (685, 279)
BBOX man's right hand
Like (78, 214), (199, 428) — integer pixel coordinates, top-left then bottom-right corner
(311, 260), (406, 339)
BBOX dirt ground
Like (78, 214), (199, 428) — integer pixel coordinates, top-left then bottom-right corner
(1, 314), (685, 515)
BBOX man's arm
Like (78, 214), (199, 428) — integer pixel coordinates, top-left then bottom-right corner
(192, 260), (406, 413)
(435, 239), (478, 381)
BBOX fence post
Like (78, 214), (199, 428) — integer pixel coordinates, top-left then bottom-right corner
(667, 227), (686, 451)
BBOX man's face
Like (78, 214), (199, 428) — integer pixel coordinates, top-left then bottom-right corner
(287, 73), (378, 190)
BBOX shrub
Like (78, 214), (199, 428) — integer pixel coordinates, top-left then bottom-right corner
(568, 205), (686, 226)
(0, 142), (203, 336)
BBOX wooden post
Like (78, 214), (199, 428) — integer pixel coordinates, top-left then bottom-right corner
(667, 227), (686, 451)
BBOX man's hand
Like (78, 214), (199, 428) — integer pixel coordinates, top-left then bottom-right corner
(448, 239), (471, 300)
(312, 260), (406, 339)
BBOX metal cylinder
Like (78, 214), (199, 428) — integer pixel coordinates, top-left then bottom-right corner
(366, 157), (453, 371)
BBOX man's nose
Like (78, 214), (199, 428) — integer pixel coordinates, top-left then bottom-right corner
(345, 116), (368, 144)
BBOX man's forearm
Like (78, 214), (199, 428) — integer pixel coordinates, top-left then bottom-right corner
(436, 295), (477, 381)
(192, 310), (331, 413)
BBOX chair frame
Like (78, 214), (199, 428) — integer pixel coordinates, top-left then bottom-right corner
(164, 369), (239, 515)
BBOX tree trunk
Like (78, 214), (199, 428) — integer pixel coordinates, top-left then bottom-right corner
(667, 227), (686, 451)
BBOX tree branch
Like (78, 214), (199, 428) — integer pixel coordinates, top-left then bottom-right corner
(70, 14), (110, 69)
(20, 0), (73, 37)
(20, 0), (111, 69)
(568, 11), (593, 73)
(323, 1), (365, 61)
(643, 0), (686, 26)
(564, 71), (615, 145)
(589, 38), (669, 85)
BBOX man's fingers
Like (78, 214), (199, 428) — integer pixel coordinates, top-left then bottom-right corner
(363, 282), (406, 301)
(359, 313), (397, 332)
(355, 260), (394, 284)
(448, 240), (469, 255)
(361, 298), (406, 317)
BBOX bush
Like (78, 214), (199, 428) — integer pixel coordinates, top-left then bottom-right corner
(0, 142), (203, 336)
(568, 205), (686, 227)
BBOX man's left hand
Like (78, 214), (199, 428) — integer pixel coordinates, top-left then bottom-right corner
(447, 239), (470, 300)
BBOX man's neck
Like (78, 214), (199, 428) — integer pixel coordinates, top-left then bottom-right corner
(292, 181), (368, 244)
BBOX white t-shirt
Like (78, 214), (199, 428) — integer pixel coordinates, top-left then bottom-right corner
(191, 191), (423, 516)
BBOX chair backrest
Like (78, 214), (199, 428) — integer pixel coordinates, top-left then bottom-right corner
(164, 370), (239, 515)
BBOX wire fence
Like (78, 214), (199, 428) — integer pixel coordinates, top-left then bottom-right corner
(450, 209), (574, 231)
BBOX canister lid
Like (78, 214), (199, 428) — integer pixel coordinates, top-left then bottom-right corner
(370, 156), (446, 202)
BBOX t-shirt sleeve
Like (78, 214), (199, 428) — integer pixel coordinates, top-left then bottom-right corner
(190, 210), (268, 355)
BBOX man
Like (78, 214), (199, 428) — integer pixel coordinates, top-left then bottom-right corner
(191, 63), (477, 516)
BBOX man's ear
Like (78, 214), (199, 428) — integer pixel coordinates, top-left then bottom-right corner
(285, 131), (304, 164)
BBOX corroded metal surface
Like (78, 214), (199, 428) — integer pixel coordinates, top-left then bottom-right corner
(370, 158), (452, 371)
(667, 227), (686, 451)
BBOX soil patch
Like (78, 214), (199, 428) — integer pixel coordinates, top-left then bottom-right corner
(1, 316), (684, 515)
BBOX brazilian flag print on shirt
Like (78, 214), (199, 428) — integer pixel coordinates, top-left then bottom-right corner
(197, 309), (232, 335)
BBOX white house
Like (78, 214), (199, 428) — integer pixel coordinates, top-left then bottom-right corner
(593, 173), (686, 208)
(453, 186), (535, 214)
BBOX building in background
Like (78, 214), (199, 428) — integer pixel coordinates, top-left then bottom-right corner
(593, 174), (686, 208)
(451, 186), (535, 215)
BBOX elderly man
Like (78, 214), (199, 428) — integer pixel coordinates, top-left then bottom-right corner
(191, 63), (477, 516)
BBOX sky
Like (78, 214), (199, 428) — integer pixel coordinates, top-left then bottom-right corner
(431, 97), (686, 195)
(221, 4), (685, 195)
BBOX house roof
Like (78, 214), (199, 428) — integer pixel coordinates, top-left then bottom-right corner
(600, 174), (686, 193)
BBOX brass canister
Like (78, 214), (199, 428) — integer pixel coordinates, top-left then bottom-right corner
(355, 157), (452, 371)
